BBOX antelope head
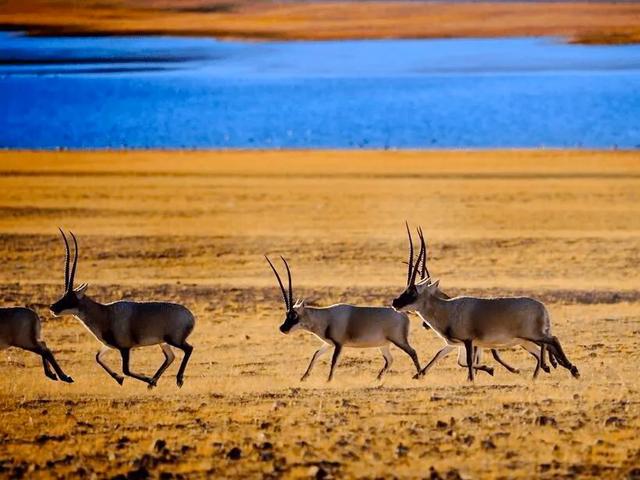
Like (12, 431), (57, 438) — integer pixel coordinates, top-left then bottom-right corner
(392, 223), (432, 312)
(265, 256), (306, 334)
(50, 228), (89, 317)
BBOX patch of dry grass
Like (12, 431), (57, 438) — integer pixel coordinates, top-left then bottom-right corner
(0, 150), (639, 478)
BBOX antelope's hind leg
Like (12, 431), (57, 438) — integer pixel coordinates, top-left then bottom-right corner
(389, 339), (421, 377)
(173, 341), (193, 388)
(38, 341), (73, 383)
(541, 336), (580, 379)
(148, 343), (176, 389)
(96, 346), (124, 385)
(301, 343), (331, 382)
(520, 341), (547, 378)
(377, 345), (394, 380)
(491, 349), (520, 374)
(35, 348), (57, 381)
(533, 344), (546, 379)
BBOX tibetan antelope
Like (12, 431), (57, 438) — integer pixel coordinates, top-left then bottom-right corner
(392, 230), (579, 381)
(50, 229), (195, 388)
(404, 224), (519, 377)
(0, 307), (73, 383)
(266, 256), (422, 382)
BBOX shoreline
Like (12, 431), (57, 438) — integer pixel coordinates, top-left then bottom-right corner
(2, 1), (640, 45)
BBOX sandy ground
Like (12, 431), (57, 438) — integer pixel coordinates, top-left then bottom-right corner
(2, 0), (640, 44)
(0, 150), (639, 479)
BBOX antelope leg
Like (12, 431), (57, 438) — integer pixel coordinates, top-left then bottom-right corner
(96, 346), (124, 385)
(301, 343), (331, 381)
(39, 341), (73, 383)
(174, 342), (193, 388)
(416, 345), (455, 378)
(327, 344), (343, 382)
(148, 343), (175, 389)
(389, 339), (421, 376)
(120, 348), (154, 386)
(464, 340), (474, 381)
(491, 349), (520, 374)
(457, 348), (493, 376)
(377, 345), (394, 380)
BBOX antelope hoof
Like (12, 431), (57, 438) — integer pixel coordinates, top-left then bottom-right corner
(486, 367), (495, 377)
(147, 379), (158, 390)
(46, 373), (58, 381)
(177, 377), (184, 388)
(114, 375), (124, 386)
(570, 366), (580, 379)
(300, 375), (309, 382)
(60, 375), (74, 384)
(542, 365), (551, 374)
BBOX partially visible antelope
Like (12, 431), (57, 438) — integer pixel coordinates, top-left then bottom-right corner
(49, 229), (195, 388)
(266, 256), (422, 382)
(404, 224), (519, 377)
(392, 229), (579, 381)
(0, 307), (73, 383)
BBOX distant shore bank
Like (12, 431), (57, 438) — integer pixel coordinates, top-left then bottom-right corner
(2, 1), (640, 45)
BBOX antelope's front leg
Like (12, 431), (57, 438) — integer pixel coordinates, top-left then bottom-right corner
(327, 344), (343, 382)
(96, 346), (124, 385)
(416, 345), (455, 378)
(301, 343), (331, 381)
(119, 348), (154, 386)
(464, 340), (474, 382)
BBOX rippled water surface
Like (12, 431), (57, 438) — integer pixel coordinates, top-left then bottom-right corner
(1, 33), (639, 148)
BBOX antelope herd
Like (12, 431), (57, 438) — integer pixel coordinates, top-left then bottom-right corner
(0, 225), (579, 387)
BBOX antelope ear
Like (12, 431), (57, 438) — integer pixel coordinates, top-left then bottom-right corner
(428, 279), (440, 291)
(74, 283), (88, 298)
(293, 298), (306, 310)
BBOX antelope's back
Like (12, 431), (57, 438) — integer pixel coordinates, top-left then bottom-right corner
(111, 301), (195, 345)
(466, 296), (548, 337)
(331, 304), (409, 346)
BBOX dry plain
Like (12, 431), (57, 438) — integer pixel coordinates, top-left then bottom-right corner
(0, 150), (638, 479)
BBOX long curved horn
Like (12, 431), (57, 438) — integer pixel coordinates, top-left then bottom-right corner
(409, 227), (425, 286)
(417, 227), (430, 279)
(69, 231), (79, 290)
(265, 256), (289, 310)
(58, 227), (71, 291)
(405, 221), (414, 286)
(281, 256), (293, 308)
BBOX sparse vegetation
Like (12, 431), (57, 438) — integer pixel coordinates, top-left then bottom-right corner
(0, 150), (638, 478)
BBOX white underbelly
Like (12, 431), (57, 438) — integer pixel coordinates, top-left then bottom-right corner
(344, 339), (388, 348)
(443, 337), (520, 348)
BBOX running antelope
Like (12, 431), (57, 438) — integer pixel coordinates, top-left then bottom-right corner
(392, 229), (579, 381)
(266, 256), (422, 382)
(49, 229), (195, 388)
(404, 224), (519, 376)
(0, 307), (73, 383)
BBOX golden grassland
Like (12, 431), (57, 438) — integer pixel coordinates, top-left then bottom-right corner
(0, 149), (639, 478)
(2, 0), (640, 45)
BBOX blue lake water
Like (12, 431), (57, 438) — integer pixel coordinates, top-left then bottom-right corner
(1, 32), (639, 149)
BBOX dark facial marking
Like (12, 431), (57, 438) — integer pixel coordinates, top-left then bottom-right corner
(279, 310), (299, 334)
(49, 290), (79, 316)
(392, 286), (417, 310)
